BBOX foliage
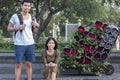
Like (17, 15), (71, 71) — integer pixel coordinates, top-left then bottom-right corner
(0, 40), (67, 52)
(0, 0), (120, 42)
(0, 30), (3, 40)
(59, 21), (112, 75)
(0, 41), (14, 51)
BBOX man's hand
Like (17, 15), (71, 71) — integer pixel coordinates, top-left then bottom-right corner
(32, 21), (39, 28)
(18, 25), (24, 31)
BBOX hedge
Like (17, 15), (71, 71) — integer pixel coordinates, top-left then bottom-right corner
(0, 41), (68, 52)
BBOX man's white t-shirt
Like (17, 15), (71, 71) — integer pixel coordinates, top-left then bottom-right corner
(10, 14), (34, 45)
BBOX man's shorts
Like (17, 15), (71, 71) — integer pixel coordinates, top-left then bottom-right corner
(14, 44), (35, 63)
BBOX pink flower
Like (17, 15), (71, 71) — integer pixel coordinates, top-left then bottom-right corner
(78, 26), (85, 33)
(95, 21), (103, 28)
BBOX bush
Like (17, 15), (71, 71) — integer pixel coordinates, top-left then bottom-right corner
(0, 41), (67, 52)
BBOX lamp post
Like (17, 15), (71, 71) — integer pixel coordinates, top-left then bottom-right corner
(52, 23), (60, 40)
(65, 19), (69, 41)
(52, 23), (56, 39)
(78, 19), (81, 26)
(56, 24), (60, 40)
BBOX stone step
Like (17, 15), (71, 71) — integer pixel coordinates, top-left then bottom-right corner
(107, 52), (120, 63)
(0, 74), (44, 80)
(0, 52), (120, 80)
(0, 52), (120, 63)
(0, 63), (44, 74)
(0, 64), (120, 80)
(0, 63), (120, 75)
(0, 52), (43, 63)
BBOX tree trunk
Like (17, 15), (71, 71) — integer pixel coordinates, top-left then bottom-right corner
(35, 13), (53, 42)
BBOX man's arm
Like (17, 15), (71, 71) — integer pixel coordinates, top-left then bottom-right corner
(7, 22), (18, 32)
(7, 22), (24, 32)
(32, 19), (39, 33)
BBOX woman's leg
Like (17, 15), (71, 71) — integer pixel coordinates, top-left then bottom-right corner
(51, 72), (57, 80)
(46, 69), (51, 80)
(15, 63), (23, 80)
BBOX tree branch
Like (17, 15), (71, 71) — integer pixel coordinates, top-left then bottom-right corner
(38, 0), (47, 20)
(53, 0), (68, 14)
(36, 13), (53, 42)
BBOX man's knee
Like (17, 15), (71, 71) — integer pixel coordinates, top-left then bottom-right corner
(25, 61), (32, 68)
(15, 63), (22, 69)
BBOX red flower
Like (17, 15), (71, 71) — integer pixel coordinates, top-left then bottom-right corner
(96, 47), (104, 52)
(79, 40), (84, 45)
(78, 26), (85, 33)
(71, 49), (78, 56)
(95, 21), (103, 28)
(86, 52), (93, 57)
(102, 24), (107, 30)
(84, 31), (89, 36)
(77, 57), (84, 64)
(101, 52), (107, 60)
(84, 45), (90, 51)
(89, 33), (95, 39)
(83, 58), (91, 64)
(74, 35), (80, 41)
(95, 36), (102, 42)
(90, 45), (96, 53)
(63, 48), (71, 54)
(94, 53), (100, 59)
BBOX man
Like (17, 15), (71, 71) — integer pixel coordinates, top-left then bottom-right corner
(7, 0), (39, 80)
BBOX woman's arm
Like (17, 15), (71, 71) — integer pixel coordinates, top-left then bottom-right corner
(50, 51), (60, 67)
(41, 51), (51, 67)
(55, 51), (60, 64)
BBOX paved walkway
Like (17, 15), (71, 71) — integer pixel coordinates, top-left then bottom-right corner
(57, 72), (120, 80)
(0, 52), (120, 80)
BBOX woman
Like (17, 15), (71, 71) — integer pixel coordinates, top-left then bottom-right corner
(41, 37), (60, 80)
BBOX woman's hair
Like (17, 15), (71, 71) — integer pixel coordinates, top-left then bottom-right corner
(45, 37), (58, 50)
(21, 0), (33, 5)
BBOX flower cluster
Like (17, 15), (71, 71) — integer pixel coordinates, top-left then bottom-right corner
(60, 21), (119, 74)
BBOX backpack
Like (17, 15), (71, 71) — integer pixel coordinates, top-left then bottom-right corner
(14, 13), (34, 37)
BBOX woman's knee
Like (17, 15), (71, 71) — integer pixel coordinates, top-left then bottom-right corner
(51, 72), (57, 80)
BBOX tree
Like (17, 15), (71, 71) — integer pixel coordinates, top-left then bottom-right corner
(101, 0), (120, 6)
(0, 0), (120, 41)
(0, 0), (15, 37)
(32, 0), (68, 42)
